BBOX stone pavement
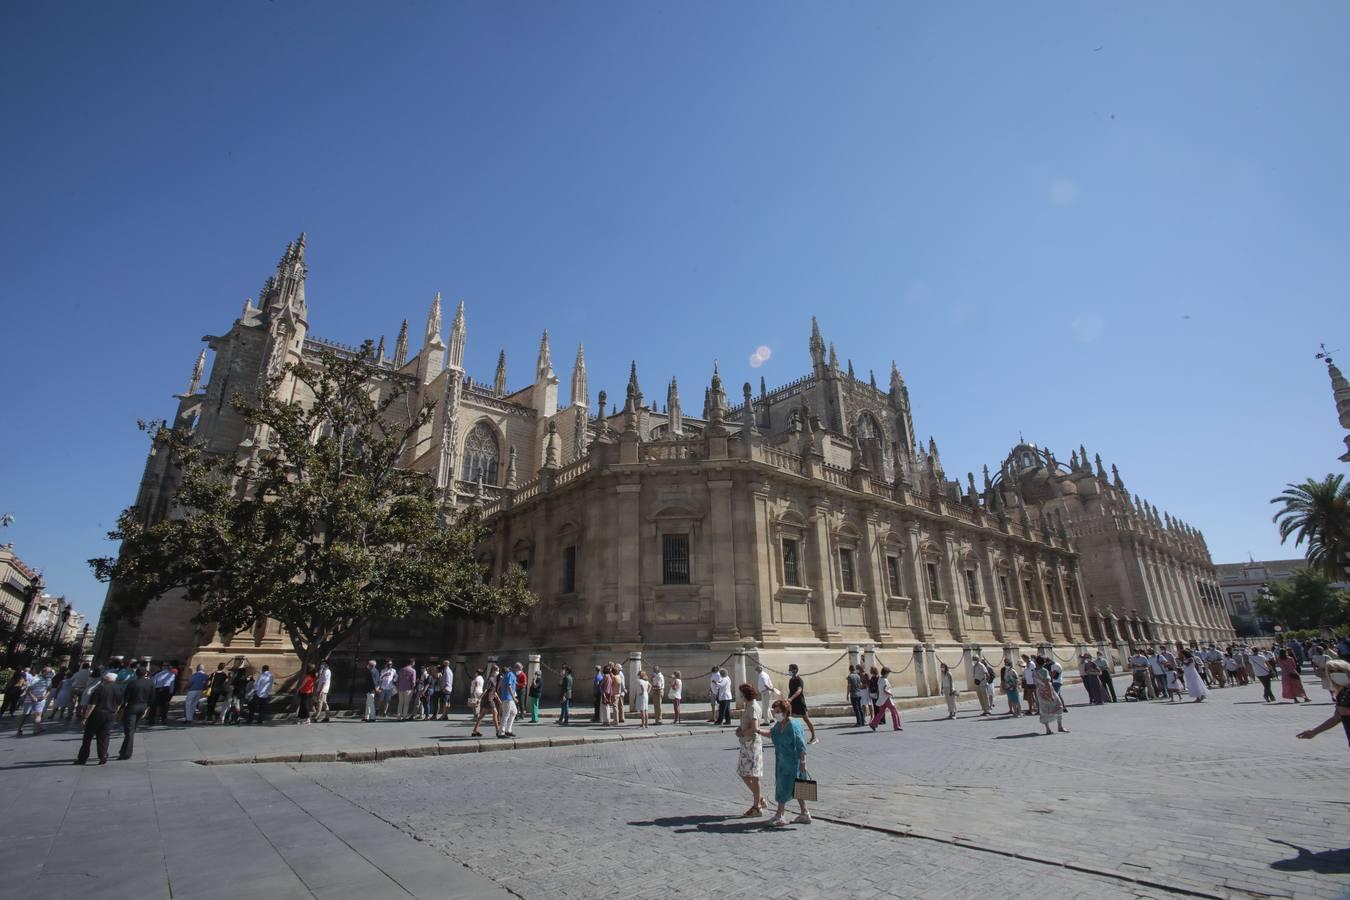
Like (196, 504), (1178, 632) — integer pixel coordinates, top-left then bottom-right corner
(293, 680), (1350, 900)
(0, 680), (1345, 899)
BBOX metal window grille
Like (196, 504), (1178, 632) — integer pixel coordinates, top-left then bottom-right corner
(965, 569), (980, 604)
(782, 539), (800, 586)
(662, 534), (690, 585)
(927, 563), (942, 603)
(886, 556), (901, 595)
(839, 548), (856, 593)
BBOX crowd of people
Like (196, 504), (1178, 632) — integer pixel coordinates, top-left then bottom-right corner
(3, 631), (1345, 772)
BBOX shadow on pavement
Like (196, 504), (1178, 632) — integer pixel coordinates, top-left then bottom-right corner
(992, 732), (1043, 740)
(628, 814), (777, 834)
(1268, 839), (1350, 875)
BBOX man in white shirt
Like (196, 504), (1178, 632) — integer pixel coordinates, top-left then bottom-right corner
(1251, 649), (1276, 702)
(715, 668), (734, 725)
(437, 662), (454, 720)
(150, 662), (176, 725)
(313, 662), (332, 723)
(708, 667), (722, 723)
(755, 665), (776, 724)
(972, 657), (993, 716)
(1021, 655), (1038, 714)
(377, 661), (397, 717)
(650, 666), (665, 725)
(1147, 651), (1168, 701)
(250, 665), (274, 724)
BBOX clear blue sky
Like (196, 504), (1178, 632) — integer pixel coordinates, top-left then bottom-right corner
(2, 3), (1347, 622)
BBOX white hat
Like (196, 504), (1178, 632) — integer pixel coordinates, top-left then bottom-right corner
(103, 672), (118, 682)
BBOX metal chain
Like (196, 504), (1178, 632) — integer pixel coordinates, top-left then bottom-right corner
(758, 651), (849, 678)
(932, 651), (967, 668)
(871, 653), (915, 675)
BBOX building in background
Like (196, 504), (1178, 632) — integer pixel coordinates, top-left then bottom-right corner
(1, 543), (85, 656)
(96, 236), (1233, 693)
(1216, 558), (1350, 635)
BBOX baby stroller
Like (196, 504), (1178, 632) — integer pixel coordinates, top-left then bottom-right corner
(1123, 681), (1149, 702)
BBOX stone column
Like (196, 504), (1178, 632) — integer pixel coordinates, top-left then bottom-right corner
(864, 643), (877, 673)
(1032, 561), (1055, 641)
(862, 513), (892, 643)
(1054, 564), (1076, 641)
(905, 525), (932, 640)
(1010, 554), (1033, 641)
(627, 650), (642, 713)
(615, 481), (643, 642)
(808, 495), (840, 642)
(708, 477), (740, 641)
(942, 530), (970, 640)
(749, 482), (778, 642)
(982, 542), (1007, 642)
(848, 644), (862, 669)
(922, 643), (940, 696)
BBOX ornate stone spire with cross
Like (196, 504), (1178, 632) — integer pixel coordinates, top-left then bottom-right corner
(187, 349), (206, 394)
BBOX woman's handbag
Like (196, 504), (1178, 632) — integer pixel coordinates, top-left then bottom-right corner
(793, 769), (818, 802)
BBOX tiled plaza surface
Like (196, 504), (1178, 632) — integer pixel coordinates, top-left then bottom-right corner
(0, 679), (1346, 899)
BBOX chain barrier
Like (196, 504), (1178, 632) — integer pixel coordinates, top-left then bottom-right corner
(932, 650), (967, 668)
(871, 653), (915, 675)
(757, 651), (849, 679)
(1050, 647), (1082, 664)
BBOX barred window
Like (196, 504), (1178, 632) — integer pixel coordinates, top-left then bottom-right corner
(782, 539), (801, 586)
(562, 545), (577, 594)
(999, 575), (1011, 607)
(965, 569), (980, 605)
(839, 548), (856, 593)
(926, 563), (942, 603)
(885, 556), (901, 595)
(662, 534), (690, 585)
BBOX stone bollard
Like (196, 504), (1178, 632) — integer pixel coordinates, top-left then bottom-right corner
(733, 647), (748, 709)
(864, 643), (877, 673)
(527, 653), (541, 708)
(912, 644), (930, 697)
(961, 643), (975, 693)
(922, 643), (939, 696)
(454, 657), (468, 706)
(627, 651), (642, 713)
(848, 644), (862, 670)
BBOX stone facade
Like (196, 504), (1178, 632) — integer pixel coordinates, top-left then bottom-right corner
(1, 543), (85, 650)
(95, 236), (1232, 699)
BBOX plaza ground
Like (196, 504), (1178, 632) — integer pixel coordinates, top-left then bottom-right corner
(0, 679), (1345, 899)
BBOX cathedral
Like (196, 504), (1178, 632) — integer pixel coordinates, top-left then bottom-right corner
(95, 236), (1234, 699)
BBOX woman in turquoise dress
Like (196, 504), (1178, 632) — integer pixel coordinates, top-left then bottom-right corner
(761, 699), (811, 826)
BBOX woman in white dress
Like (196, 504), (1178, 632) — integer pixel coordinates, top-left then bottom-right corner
(734, 682), (765, 815)
(1181, 651), (1210, 703)
(634, 671), (651, 728)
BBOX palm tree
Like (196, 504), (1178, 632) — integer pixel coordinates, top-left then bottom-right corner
(1271, 474), (1350, 580)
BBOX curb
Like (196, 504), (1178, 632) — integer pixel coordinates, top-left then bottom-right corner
(193, 725), (712, 766)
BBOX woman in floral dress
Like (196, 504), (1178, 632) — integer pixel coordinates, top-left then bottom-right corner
(734, 683), (765, 816)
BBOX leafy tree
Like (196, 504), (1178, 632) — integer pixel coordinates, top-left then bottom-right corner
(92, 342), (535, 673)
(1271, 474), (1350, 580)
(1253, 570), (1350, 631)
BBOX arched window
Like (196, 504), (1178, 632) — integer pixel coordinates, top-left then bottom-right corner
(461, 422), (500, 485)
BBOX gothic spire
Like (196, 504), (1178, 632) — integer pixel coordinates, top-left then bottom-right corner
(1111, 463), (1125, 490)
(570, 343), (588, 408)
(536, 330), (554, 380)
(869, 369), (877, 391)
(741, 382), (757, 439)
(425, 293), (443, 345)
(187, 349), (206, 394)
(494, 350), (507, 396)
(393, 320), (409, 367)
(375, 335), (385, 362)
(1094, 452), (1107, 481)
(667, 376), (683, 435)
(759, 375), (767, 400)
(707, 361), (728, 427)
(446, 300), (466, 369)
(828, 342), (839, 371)
(627, 360), (642, 404)
(847, 359), (855, 379)
(809, 317), (827, 374)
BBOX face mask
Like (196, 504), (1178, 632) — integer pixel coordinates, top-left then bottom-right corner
(772, 712), (786, 723)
